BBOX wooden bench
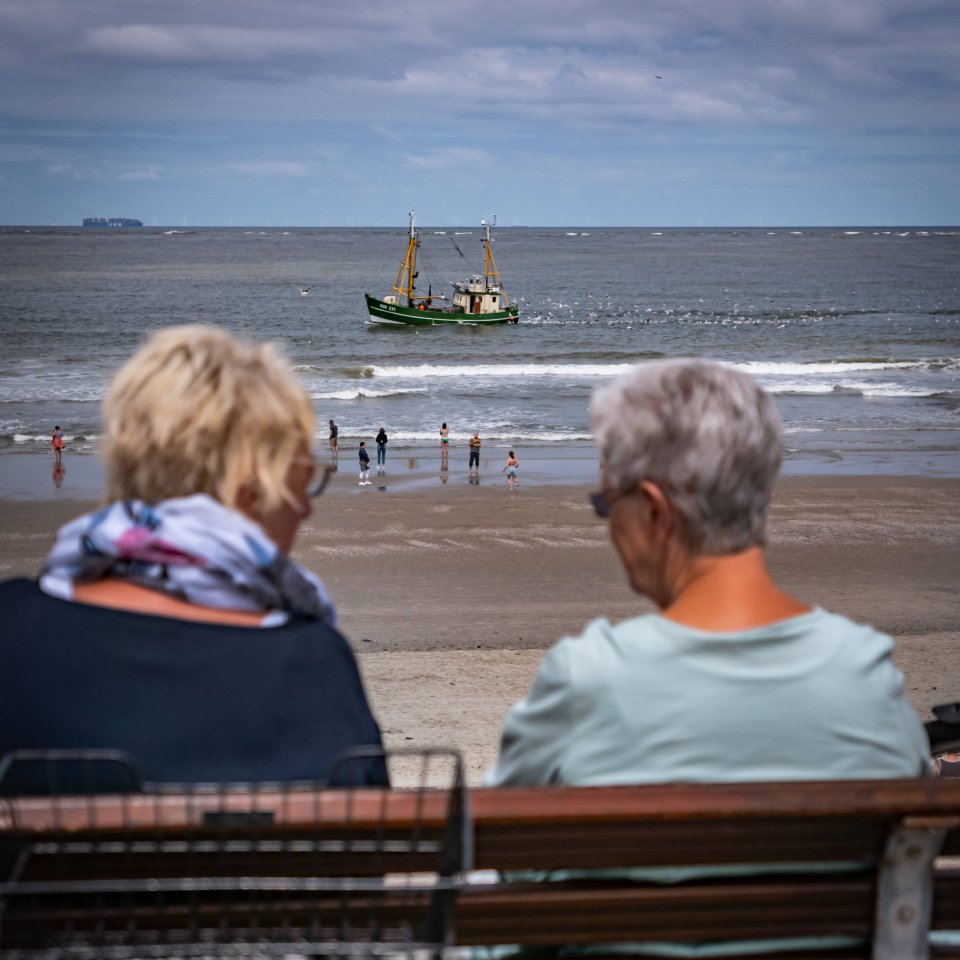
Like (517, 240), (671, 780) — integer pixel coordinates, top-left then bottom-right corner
(462, 778), (960, 959)
(2, 760), (959, 959)
(0, 749), (469, 957)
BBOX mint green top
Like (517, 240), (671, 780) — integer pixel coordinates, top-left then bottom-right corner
(484, 609), (931, 786)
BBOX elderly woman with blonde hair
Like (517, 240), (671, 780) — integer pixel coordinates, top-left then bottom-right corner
(485, 358), (930, 787)
(0, 325), (387, 786)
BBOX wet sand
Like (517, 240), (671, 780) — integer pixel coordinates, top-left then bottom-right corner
(2, 475), (958, 785)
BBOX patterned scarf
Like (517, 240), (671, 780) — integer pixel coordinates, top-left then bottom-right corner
(40, 494), (336, 624)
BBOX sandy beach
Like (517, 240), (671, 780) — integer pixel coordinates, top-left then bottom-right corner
(2, 471), (958, 786)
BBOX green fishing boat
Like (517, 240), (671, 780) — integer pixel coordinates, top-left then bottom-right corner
(365, 211), (519, 326)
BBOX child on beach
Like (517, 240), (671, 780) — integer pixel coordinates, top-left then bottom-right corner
(502, 451), (519, 490)
(358, 441), (370, 485)
(51, 425), (65, 462)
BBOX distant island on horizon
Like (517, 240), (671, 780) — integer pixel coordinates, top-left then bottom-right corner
(82, 217), (143, 227)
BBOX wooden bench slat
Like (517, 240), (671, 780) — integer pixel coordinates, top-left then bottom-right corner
(468, 779), (960, 822)
(551, 952), (872, 960)
(455, 877), (875, 944)
(8, 778), (959, 834)
(1, 788), (453, 833)
(473, 818), (889, 870)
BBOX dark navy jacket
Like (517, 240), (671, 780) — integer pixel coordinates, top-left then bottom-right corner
(0, 578), (387, 788)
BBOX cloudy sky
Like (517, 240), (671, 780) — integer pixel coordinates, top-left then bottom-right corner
(1, 0), (957, 227)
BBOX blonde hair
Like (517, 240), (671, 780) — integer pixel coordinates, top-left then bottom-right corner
(103, 325), (315, 512)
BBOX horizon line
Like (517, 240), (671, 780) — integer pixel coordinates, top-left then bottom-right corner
(2, 222), (958, 231)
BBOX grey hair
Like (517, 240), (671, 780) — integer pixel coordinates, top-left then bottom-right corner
(590, 359), (783, 554)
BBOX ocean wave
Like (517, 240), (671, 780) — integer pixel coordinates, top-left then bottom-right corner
(733, 360), (931, 376)
(357, 358), (954, 381)
(857, 386), (950, 398)
(0, 387), (105, 404)
(12, 432), (99, 444)
(311, 387), (428, 400)
(362, 363), (638, 379)
(767, 381), (946, 398)
(328, 430), (595, 443)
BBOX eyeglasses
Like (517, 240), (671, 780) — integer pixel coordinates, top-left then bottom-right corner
(590, 486), (634, 519)
(307, 463), (336, 498)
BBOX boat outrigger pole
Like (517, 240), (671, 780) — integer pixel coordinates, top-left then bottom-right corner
(392, 209), (422, 308)
(482, 216), (511, 307)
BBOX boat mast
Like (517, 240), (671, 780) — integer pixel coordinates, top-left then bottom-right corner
(482, 216), (511, 306)
(391, 209), (420, 307)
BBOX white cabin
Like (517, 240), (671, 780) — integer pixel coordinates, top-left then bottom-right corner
(451, 276), (505, 315)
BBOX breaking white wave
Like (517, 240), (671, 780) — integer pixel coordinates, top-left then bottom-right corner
(311, 387), (428, 400)
(329, 429), (594, 443)
(733, 360), (930, 376)
(766, 380), (943, 398)
(364, 363), (637, 379)
(13, 432), (100, 444)
(363, 359), (950, 381)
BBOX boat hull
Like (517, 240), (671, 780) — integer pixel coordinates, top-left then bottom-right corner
(365, 295), (518, 326)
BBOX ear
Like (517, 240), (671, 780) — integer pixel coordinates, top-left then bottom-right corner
(232, 482), (260, 524)
(637, 479), (674, 544)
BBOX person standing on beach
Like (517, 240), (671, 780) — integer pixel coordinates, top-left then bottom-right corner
(51, 425), (65, 463)
(468, 431), (482, 474)
(328, 420), (339, 460)
(358, 441), (370, 485)
(439, 422), (450, 470)
(502, 451), (519, 491)
(375, 427), (388, 475)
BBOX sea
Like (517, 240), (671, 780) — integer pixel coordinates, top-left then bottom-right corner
(1, 224), (958, 492)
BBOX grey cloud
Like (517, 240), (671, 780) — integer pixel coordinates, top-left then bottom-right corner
(1, 0), (957, 133)
(228, 161), (313, 177)
(1, 0), (958, 225)
(117, 165), (162, 180)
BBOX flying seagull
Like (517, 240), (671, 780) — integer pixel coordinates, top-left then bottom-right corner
(298, 284), (321, 296)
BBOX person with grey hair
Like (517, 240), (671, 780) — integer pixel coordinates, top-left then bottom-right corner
(484, 358), (930, 787)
